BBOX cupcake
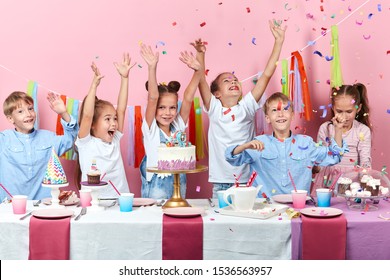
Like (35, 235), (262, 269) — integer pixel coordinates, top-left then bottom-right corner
(360, 174), (373, 189)
(366, 179), (380, 196)
(337, 177), (352, 195)
(379, 186), (389, 196)
(87, 159), (101, 184)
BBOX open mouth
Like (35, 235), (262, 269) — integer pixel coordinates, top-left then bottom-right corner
(276, 119), (287, 123)
(229, 86), (239, 91)
(108, 131), (115, 137)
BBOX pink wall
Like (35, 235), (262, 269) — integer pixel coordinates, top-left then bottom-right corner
(1, 0), (389, 198)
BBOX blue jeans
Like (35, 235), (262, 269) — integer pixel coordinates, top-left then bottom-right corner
(212, 183), (234, 199)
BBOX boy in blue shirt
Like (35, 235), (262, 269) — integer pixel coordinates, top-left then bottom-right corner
(225, 92), (348, 197)
(0, 91), (78, 200)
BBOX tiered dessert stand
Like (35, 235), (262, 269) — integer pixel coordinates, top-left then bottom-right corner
(147, 164), (208, 208)
(42, 183), (69, 209)
(80, 181), (108, 211)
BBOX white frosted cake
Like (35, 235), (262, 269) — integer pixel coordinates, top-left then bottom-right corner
(157, 145), (196, 170)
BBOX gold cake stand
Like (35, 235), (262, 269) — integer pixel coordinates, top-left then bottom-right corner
(147, 164), (208, 208)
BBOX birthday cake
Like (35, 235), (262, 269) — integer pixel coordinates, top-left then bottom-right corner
(157, 131), (196, 170)
(87, 159), (101, 184)
(42, 148), (68, 185)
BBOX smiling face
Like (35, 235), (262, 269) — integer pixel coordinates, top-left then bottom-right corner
(264, 95), (294, 139)
(6, 100), (36, 134)
(156, 93), (178, 131)
(91, 104), (118, 143)
(211, 72), (242, 106)
(332, 94), (361, 132)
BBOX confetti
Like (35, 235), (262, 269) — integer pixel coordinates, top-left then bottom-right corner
(137, 64), (143, 68)
(156, 41), (165, 48)
(294, 126), (307, 134)
(95, 56), (99, 59)
(205, 69), (209, 76)
(325, 56), (334, 61)
(381, 166), (388, 175)
(200, 22), (206, 27)
(356, 20), (363, 25)
(368, 13), (373, 19)
(319, 105), (328, 118)
(363, 35), (371, 40)
(348, 6), (352, 12)
(172, 22), (177, 26)
(313, 50), (323, 57)
(277, 101), (282, 110)
(196, 185), (201, 192)
(306, 13), (314, 19)
(320, 6), (324, 12)
(210, 218), (215, 221)
(251, 37), (257, 45)
(378, 4), (382, 12)
(228, 42), (232, 46)
(387, 109), (390, 114)
(285, 3), (292, 11)
(246, 7), (250, 13)
(162, 51), (167, 55)
(298, 145), (309, 150)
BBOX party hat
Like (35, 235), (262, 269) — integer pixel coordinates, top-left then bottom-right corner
(42, 148), (68, 184)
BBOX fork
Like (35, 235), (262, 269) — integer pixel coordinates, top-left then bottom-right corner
(75, 207), (87, 221)
(106, 201), (117, 208)
(33, 200), (41, 207)
(208, 198), (215, 207)
(156, 199), (166, 207)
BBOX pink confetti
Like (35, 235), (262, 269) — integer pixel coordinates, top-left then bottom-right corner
(246, 7), (250, 13)
(363, 35), (371, 40)
(172, 22), (177, 26)
(210, 218), (215, 221)
(356, 20), (363, 25)
(200, 22), (206, 27)
(196, 185), (201, 192)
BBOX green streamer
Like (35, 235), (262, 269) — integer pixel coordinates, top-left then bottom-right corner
(281, 59), (289, 96)
(330, 25), (343, 88)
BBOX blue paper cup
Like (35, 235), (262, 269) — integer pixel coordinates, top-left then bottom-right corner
(119, 193), (134, 212)
(316, 188), (331, 207)
(217, 190), (232, 208)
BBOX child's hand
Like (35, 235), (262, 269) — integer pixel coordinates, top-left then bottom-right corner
(190, 38), (206, 53)
(245, 140), (265, 151)
(47, 92), (67, 115)
(91, 62), (104, 87)
(331, 113), (346, 130)
(269, 19), (287, 42)
(179, 51), (201, 71)
(114, 53), (136, 78)
(140, 44), (159, 67)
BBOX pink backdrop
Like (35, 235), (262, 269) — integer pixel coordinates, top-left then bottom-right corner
(1, 0), (388, 198)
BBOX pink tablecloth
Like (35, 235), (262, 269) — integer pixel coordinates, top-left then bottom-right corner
(28, 216), (71, 260)
(301, 214), (347, 260)
(162, 214), (203, 260)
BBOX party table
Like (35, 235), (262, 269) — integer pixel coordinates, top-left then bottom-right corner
(291, 196), (390, 260)
(0, 199), (291, 260)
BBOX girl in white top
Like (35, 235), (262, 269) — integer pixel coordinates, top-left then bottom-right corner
(140, 44), (201, 199)
(76, 54), (135, 197)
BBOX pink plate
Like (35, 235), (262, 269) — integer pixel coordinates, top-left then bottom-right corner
(32, 209), (74, 219)
(133, 198), (156, 207)
(300, 207), (343, 218)
(163, 207), (205, 218)
(42, 197), (80, 206)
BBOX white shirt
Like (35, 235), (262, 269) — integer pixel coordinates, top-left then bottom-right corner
(75, 131), (129, 197)
(142, 116), (186, 181)
(206, 93), (260, 183)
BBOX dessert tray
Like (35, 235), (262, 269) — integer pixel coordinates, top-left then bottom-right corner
(336, 168), (390, 211)
(219, 202), (288, 220)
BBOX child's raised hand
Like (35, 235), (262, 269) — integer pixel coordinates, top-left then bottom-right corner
(269, 20), (287, 42)
(91, 62), (104, 87)
(190, 38), (206, 53)
(114, 53), (136, 78)
(331, 113), (346, 130)
(245, 140), (265, 151)
(179, 51), (201, 71)
(140, 44), (159, 67)
(47, 92), (67, 115)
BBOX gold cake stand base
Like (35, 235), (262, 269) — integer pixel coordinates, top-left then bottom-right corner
(147, 164), (208, 208)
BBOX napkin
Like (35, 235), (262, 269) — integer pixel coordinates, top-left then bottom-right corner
(162, 215), (203, 260)
(301, 214), (347, 260)
(28, 216), (71, 260)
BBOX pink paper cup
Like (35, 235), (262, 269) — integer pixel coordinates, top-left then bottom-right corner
(12, 195), (27, 214)
(291, 190), (307, 209)
(80, 189), (92, 207)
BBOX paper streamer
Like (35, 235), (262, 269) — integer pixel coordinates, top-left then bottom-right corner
(63, 97), (76, 160)
(26, 81), (39, 130)
(134, 106), (145, 168)
(330, 25), (343, 88)
(188, 101), (196, 149)
(127, 106), (135, 166)
(194, 97), (204, 160)
(71, 99), (79, 160)
(281, 59), (289, 96)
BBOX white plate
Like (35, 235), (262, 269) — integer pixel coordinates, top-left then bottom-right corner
(300, 207), (343, 218)
(163, 207), (205, 218)
(219, 202), (288, 220)
(272, 194), (311, 204)
(32, 209), (74, 219)
(133, 198), (156, 207)
(42, 197), (80, 206)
